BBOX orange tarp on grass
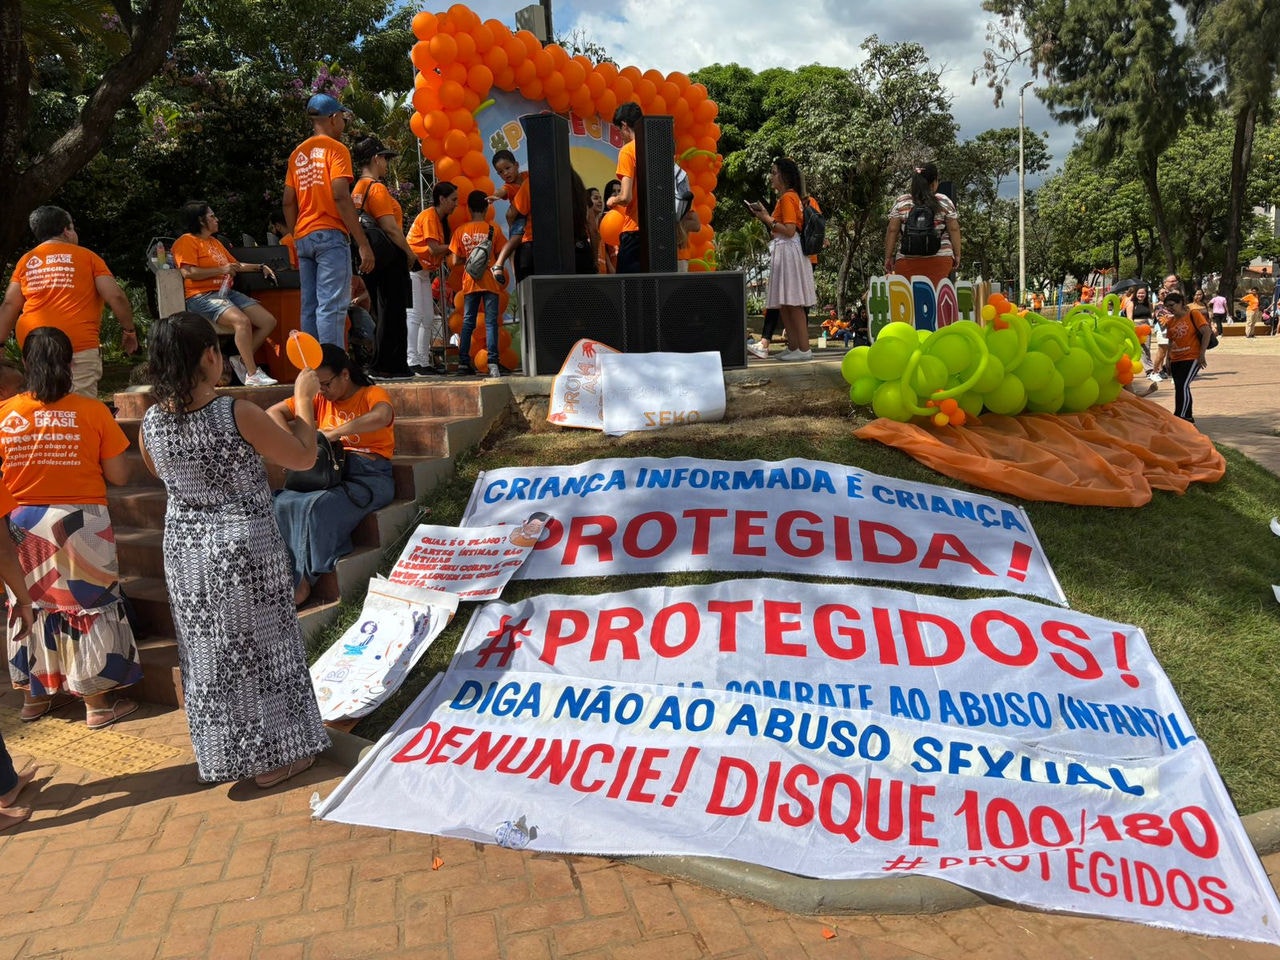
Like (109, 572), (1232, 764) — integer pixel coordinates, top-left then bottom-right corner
(854, 391), (1225, 507)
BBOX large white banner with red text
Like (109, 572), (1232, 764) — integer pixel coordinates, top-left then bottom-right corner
(316, 580), (1280, 944)
(459, 457), (1065, 605)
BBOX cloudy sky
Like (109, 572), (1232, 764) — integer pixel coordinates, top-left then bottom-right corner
(412, 0), (1072, 183)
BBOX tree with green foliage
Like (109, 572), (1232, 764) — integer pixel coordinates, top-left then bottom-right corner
(1182, 0), (1280, 303)
(1, 0), (184, 263)
(979, 0), (1212, 276)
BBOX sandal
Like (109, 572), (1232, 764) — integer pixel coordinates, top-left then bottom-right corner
(20, 693), (75, 722)
(85, 697), (139, 730)
(254, 755), (316, 790)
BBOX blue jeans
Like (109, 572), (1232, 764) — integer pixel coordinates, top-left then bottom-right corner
(461, 290), (500, 368)
(296, 229), (351, 346)
(185, 289), (260, 323)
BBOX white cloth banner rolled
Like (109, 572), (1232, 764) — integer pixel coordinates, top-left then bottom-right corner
(309, 579), (457, 721)
(460, 456), (1065, 605)
(599, 351), (726, 436)
(317, 664), (1280, 944)
(546, 339), (619, 429)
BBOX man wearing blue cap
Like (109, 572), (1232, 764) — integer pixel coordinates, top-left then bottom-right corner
(283, 93), (375, 347)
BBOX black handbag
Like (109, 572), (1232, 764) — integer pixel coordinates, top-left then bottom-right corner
(354, 179), (406, 269)
(284, 433), (345, 492)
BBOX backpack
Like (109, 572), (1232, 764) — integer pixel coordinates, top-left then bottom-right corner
(464, 226), (494, 281)
(799, 196), (826, 257)
(899, 201), (942, 257)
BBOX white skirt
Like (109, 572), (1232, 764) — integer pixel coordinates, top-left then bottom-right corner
(766, 235), (817, 309)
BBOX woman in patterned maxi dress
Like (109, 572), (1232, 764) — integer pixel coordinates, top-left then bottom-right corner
(139, 313), (330, 787)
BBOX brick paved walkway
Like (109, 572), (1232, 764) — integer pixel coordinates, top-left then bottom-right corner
(3, 339), (1279, 959)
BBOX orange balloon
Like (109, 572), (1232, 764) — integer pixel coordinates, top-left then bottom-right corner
(548, 44), (568, 69)
(570, 86), (594, 115)
(474, 348), (490, 371)
(453, 175), (474, 199)
(562, 60), (586, 91)
(533, 49), (553, 78)
(504, 36), (526, 67)
(421, 135), (444, 158)
(474, 175), (495, 196)
(424, 109), (449, 137)
(612, 76), (634, 103)
(412, 11), (438, 41)
(434, 155), (460, 181)
(472, 23), (494, 53)
(543, 72), (565, 98)
(460, 150), (487, 179)
(671, 98), (692, 125)
(484, 43), (508, 74)
(454, 31), (476, 64)
(599, 209), (624, 246)
(586, 71), (606, 98)
(449, 314), (463, 334)
(687, 82), (708, 105)
(514, 59), (537, 86)
(518, 30), (541, 59)
(634, 78), (656, 105)
(695, 99), (718, 123)
(643, 68), (663, 87)
(660, 81), (680, 106)
(429, 33), (458, 65)
(410, 41), (434, 74)
(447, 106), (474, 131)
(444, 61), (468, 85)
(547, 89), (571, 113)
(409, 112), (428, 140)
(446, 3), (475, 30)
(414, 71), (429, 90)
(493, 66), (516, 90)
(454, 291), (466, 311)
(411, 85), (434, 116)
(462, 88), (481, 111)
(498, 327), (512, 350)
(523, 78), (544, 101)
(286, 331), (322, 370)
(484, 18), (510, 42)
(621, 65), (642, 84)
(443, 128), (468, 158)
(439, 79), (465, 109)
(595, 90), (617, 120)
(500, 348), (520, 371)
(596, 61), (619, 84)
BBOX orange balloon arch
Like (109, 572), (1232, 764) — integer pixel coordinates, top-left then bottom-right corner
(409, 3), (722, 286)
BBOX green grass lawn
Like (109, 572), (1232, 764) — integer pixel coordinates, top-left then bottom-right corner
(314, 410), (1280, 815)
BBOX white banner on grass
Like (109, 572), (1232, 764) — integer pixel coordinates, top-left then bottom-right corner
(599, 352), (725, 436)
(317, 667), (1280, 944)
(388, 520), (549, 601)
(546, 339), (619, 429)
(309, 579), (458, 721)
(450, 580), (1192, 757)
(460, 456), (1065, 605)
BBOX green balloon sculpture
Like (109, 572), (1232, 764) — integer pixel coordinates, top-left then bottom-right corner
(843, 293), (1146, 427)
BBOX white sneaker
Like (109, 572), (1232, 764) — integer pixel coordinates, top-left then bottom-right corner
(244, 368), (279, 387)
(747, 340), (770, 360)
(777, 349), (813, 362)
(229, 355), (247, 383)
(1149, 372), (1163, 383)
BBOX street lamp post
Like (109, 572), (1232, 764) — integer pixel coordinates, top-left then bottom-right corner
(1018, 80), (1033, 308)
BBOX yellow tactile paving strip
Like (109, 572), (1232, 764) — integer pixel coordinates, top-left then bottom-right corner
(0, 705), (181, 776)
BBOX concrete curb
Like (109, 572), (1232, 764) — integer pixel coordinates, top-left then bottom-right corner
(321, 727), (1280, 916)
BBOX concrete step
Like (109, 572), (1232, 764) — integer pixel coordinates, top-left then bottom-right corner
(107, 485), (168, 527)
(122, 576), (176, 636)
(115, 526), (165, 580)
(113, 385), (291, 420)
(133, 635), (183, 708)
(116, 450), (163, 488)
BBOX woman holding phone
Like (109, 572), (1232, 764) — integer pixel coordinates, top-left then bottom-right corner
(746, 157), (816, 361)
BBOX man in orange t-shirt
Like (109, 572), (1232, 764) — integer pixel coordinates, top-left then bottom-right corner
(607, 102), (644, 274)
(1242, 288), (1262, 337)
(283, 93), (374, 348)
(449, 191), (508, 377)
(0, 206), (137, 398)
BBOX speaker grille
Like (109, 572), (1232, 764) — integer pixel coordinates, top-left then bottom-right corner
(653, 274), (747, 367)
(635, 117), (677, 273)
(524, 276), (627, 374)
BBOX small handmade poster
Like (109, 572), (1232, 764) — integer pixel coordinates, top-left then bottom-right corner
(386, 517), (550, 601)
(310, 579), (458, 721)
(599, 351), (726, 436)
(546, 339), (619, 429)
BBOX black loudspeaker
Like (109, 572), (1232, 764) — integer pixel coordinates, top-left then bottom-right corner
(519, 271), (747, 375)
(522, 113), (575, 277)
(635, 116), (677, 273)
(229, 244), (299, 291)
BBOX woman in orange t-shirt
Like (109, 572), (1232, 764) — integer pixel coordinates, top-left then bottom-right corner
(0, 327), (141, 730)
(267, 344), (396, 607)
(746, 157), (817, 360)
(173, 201), (279, 387)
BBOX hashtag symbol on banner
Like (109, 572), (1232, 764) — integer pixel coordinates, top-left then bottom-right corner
(881, 856), (928, 871)
(474, 616), (531, 668)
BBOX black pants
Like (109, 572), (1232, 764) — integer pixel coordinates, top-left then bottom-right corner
(1170, 358), (1200, 422)
(761, 309), (781, 341)
(367, 258), (411, 377)
(616, 231), (642, 273)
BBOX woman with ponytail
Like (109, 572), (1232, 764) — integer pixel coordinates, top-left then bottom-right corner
(140, 312), (329, 789)
(746, 157), (818, 361)
(883, 161), (962, 288)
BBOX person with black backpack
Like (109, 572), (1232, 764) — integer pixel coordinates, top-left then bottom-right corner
(746, 157), (818, 361)
(883, 161), (962, 288)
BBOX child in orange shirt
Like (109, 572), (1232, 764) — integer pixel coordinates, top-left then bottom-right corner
(449, 192), (508, 377)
